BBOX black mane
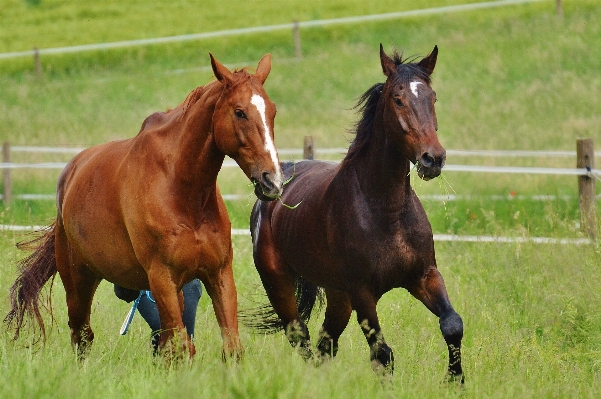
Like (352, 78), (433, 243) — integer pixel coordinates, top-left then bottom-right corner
(344, 52), (431, 162)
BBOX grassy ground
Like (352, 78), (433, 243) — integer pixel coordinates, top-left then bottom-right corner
(0, 233), (600, 398)
(1, 0), (600, 397)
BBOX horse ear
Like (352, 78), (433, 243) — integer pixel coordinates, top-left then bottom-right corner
(210, 53), (234, 85)
(254, 53), (272, 84)
(418, 45), (438, 76)
(380, 43), (397, 78)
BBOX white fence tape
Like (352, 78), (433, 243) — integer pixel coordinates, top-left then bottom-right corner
(1, 224), (592, 245)
(1, 160), (596, 177)
(11, 146), (597, 158)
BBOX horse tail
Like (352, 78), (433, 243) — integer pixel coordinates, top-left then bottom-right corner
(4, 221), (58, 344)
(241, 276), (325, 334)
(296, 276), (325, 325)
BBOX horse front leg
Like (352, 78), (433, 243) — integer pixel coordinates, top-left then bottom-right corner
(315, 288), (352, 363)
(147, 266), (195, 358)
(202, 257), (244, 361)
(351, 290), (394, 375)
(409, 267), (464, 383)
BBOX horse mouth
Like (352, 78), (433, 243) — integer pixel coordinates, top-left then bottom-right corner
(416, 162), (442, 181)
(252, 178), (280, 202)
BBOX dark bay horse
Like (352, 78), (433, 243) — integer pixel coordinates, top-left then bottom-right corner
(248, 45), (463, 381)
(5, 53), (283, 360)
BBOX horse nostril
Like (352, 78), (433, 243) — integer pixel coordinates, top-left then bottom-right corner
(261, 172), (275, 190)
(420, 153), (436, 168)
(421, 152), (445, 168)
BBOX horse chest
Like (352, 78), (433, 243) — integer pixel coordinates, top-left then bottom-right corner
(333, 203), (435, 290)
(156, 221), (231, 269)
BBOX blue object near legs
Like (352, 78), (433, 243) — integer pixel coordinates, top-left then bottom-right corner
(136, 279), (203, 351)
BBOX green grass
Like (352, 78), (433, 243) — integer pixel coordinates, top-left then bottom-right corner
(0, 0), (493, 53)
(1, 0), (601, 397)
(1, 234), (600, 398)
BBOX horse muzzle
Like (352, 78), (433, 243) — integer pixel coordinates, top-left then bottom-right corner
(252, 171), (283, 201)
(416, 150), (446, 181)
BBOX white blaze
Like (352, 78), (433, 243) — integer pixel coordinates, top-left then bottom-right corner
(250, 94), (282, 186)
(410, 81), (422, 98)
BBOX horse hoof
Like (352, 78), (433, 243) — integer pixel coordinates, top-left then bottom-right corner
(446, 372), (465, 385)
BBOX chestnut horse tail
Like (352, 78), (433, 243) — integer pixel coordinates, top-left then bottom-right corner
(4, 221), (58, 344)
(242, 276), (325, 334)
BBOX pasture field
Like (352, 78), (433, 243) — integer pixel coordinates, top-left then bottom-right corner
(1, 0), (600, 397)
(1, 0), (599, 234)
(1, 233), (600, 398)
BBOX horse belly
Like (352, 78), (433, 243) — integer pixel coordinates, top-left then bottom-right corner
(271, 204), (347, 291)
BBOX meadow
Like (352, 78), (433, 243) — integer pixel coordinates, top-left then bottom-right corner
(1, 0), (600, 397)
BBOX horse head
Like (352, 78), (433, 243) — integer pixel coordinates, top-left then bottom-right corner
(210, 53), (283, 201)
(379, 44), (445, 180)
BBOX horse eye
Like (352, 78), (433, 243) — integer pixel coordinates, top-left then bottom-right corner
(393, 97), (404, 107)
(234, 109), (247, 119)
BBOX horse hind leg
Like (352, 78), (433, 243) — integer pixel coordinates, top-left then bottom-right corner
(55, 230), (101, 359)
(315, 288), (352, 364)
(409, 268), (464, 382)
(251, 220), (312, 360)
(260, 266), (312, 361)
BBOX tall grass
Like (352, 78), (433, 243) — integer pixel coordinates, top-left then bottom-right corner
(1, 233), (600, 398)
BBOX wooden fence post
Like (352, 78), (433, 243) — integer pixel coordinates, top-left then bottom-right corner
(303, 136), (314, 160)
(555, 0), (563, 18)
(293, 20), (302, 59)
(2, 141), (12, 206)
(34, 47), (41, 76)
(576, 138), (596, 239)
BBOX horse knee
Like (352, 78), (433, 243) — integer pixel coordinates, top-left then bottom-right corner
(440, 311), (463, 345)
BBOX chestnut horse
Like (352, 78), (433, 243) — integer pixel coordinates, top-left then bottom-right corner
(5, 53), (283, 360)
(247, 45), (463, 381)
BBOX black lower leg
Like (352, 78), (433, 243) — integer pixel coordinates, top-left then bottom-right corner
(315, 328), (338, 361)
(440, 312), (464, 381)
(359, 319), (394, 374)
(285, 319), (313, 361)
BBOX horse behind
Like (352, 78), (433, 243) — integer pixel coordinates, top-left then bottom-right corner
(247, 45), (463, 381)
(5, 53), (283, 360)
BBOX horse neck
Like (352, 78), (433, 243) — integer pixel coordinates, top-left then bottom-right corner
(350, 102), (413, 210)
(171, 83), (226, 192)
